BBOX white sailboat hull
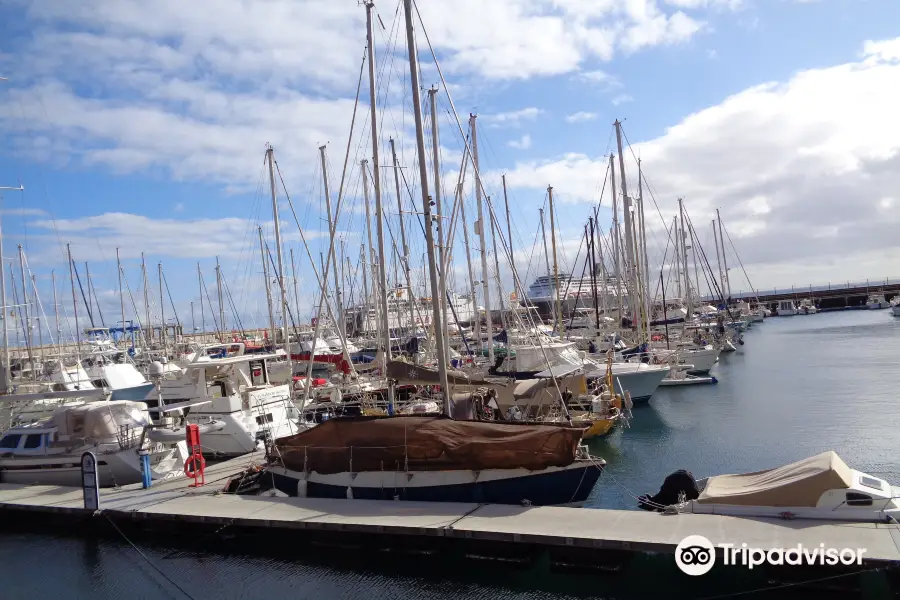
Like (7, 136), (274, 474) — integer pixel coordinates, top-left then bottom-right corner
(0, 443), (188, 487)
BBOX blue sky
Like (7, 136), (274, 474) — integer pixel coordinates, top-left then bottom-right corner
(1, 0), (900, 339)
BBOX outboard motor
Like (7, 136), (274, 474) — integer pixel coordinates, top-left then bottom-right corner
(638, 469), (700, 511)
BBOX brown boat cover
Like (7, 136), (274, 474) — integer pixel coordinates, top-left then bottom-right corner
(385, 360), (509, 387)
(697, 451), (853, 507)
(274, 415), (587, 474)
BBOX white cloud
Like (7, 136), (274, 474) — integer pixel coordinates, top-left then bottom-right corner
(566, 111), (599, 123)
(480, 107), (543, 127)
(173, 203), (185, 213)
(574, 69), (622, 89)
(0, 0), (737, 189)
(508, 134), (532, 150)
(0, 207), (48, 217)
(498, 37), (900, 288)
(27, 212), (331, 264)
(862, 39), (900, 64)
(611, 94), (634, 105)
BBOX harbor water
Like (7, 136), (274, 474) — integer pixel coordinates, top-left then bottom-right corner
(3, 309), (899, 599)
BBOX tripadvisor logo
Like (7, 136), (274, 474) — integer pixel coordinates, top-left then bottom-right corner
(675, 535), (867, 575)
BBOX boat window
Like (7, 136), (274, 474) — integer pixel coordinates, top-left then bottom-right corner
(23, 434), (42, 449)
(207, 381), (227, 398)
(249, 359), (268, 386)
(846, 492), (873, 507)
(255, 413), (274, 425)
(859, 476), (884, 491)
(0, 434), (22, 449)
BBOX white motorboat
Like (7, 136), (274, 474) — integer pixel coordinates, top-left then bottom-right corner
(867, 294), (890, 309)
(84, 361), (156, 401)
(639, 451), (900, 523)
(798, 299), (818, 315)
(488, 339), (669, 402)
(652, 345), (720, 375)
(891, 299), (900, 317)
(0, 400), (188, 487)
(146, 353), (299, 458)
(775, 300), (798, 316)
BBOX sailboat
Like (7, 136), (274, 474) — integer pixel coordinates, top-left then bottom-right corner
(0, 396), (188, 486)
(248, 0), (604, 507)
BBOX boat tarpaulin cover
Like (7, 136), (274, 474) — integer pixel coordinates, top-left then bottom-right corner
(697, 451), (853, 507)
(274, 415), (587, 474)
(386, 360), (489, 386)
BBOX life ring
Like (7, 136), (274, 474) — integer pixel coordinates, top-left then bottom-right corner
(184, 455), (206, 478)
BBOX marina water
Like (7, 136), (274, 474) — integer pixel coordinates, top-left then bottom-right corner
(3, 310), (899, 599)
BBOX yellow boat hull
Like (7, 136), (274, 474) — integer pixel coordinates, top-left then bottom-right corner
(582, 417), (616, 439)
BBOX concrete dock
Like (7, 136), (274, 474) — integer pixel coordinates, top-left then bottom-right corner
(2, 454), (900, 565)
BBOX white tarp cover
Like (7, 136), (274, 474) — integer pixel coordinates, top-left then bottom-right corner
(102, 364), (148, 389)
(697, 451), (853, 507)
(53, 401), (150, 439)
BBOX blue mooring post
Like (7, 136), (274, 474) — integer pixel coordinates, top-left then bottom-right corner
(139, 449), (152, 489)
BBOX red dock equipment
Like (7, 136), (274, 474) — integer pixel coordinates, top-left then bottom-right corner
(184, 423), (206, 487)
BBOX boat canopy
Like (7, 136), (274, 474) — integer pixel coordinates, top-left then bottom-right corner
(385, 360), (501, 386)
(53, 401), (150, 439)
(274, 415), (587, 474)
(697, 451), (853, 507)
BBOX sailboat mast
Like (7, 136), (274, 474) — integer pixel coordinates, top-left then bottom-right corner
(678, 199), (692, 319)
(117, 247), (126, 347)
(469, 114), (494, 363)
(717, 209), (732, 302)
(18, 245), (33, 377)
(609, 155), (623, 325)
(458, 188), (478, 335)
(489, 197), (506, 333)
(638, 158), (650, 313)
(360, 161), (380, 340)
(539, 208), (551, 279)
(389, 140), (414, 334)
(290, 248), (301, 336)
(143, 254), (151, 345)
(158, 262), (167, 355)
(67, 243), (80, 354)
(589, 217), (600, 330)
(31, 274), (42, 364)
(712, 219), (725, 301)
(267, 147), (292, 370)
(366, 3), (394, 407)
(502, 174), (514, 275)
(318, 145), (344, 343)
(674, 216), (682, 299)
(216, 257), (226, 341)
(0, 217), (8, 388)
(428, 87), (449, 358)
(196, 262), (204, 336)
(548, 186), (563, 336)
(403, 0), (449, 403)
(690, 221), (702, 313)
(52, 270), (60, 355)
(614, 121), (638, 337)
(258, 226), (277, 345)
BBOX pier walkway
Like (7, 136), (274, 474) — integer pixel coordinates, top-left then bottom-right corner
(1, 453), (900, 566)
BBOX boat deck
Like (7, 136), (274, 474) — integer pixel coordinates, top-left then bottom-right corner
(1, 452), (899, 564)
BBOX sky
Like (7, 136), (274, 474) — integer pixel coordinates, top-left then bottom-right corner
(1, 0), (900, 340)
